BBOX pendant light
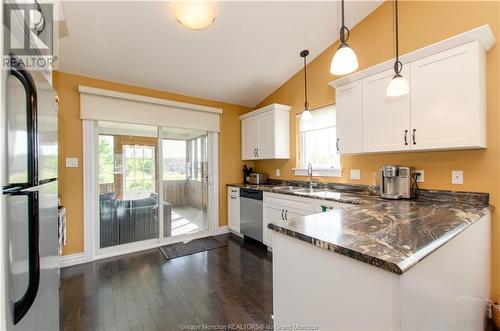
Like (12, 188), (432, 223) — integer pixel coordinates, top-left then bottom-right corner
(300, 50), (312, 121)
(174, 1), (216, 30)
(386, 0), (409, 97)
(330, 0), (359, 75)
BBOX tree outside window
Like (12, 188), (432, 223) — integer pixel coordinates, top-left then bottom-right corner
(99, 135), (114, 184)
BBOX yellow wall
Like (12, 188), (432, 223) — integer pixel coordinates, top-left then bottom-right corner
(253, 1), (500, 298)
(53, 71), (251, 256)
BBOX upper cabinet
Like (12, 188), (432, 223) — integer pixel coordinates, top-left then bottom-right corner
(336, 81), (363, 154)
(329, 25), (495, 155)
(410, 42), (486, 150)
(239, 104), (291, 160)
(362, 67), (411, 153)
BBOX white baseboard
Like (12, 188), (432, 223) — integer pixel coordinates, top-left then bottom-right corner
(60, 252), (87, 268)
(214, 225), (230, 235)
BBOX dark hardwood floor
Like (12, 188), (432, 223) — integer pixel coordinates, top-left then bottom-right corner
(60, 234), (273, 331)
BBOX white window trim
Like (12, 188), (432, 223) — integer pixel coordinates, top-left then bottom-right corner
(293, 167), (342, 177)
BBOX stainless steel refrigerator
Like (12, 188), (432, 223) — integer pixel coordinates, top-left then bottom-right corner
(1, 56), (59, 330)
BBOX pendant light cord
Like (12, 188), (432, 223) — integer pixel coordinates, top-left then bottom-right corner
(339, 0), (350, 45)
(304, 55), (309, 110)
(393, 0), (402, 75)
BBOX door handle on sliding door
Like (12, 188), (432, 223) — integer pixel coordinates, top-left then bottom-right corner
(11, 190), (40, 325)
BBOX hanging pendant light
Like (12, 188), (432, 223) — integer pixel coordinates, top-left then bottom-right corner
(330, 0), (359, 75)
(387, 0), (409, 97)
(300, 50), (312, 121)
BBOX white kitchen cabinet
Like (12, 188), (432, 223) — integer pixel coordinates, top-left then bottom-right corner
(239, 103), (291, 160)
(362, 68), (411, 152)
(410, 41), (486, 150)
(227, 186), (240, 233)
(241, 118), (259, 160)
(329, 26), (493, 155)
(335, 81), (363, 154)
(262, 193), (316, 248)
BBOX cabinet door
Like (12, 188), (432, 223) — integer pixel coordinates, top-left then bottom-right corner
(410, 41), (485, 150)
(256, 111), (275, 159)
(227, 191), (240, 233)
(283, 208), (309, 221)
(335, 81), (363, 154)
(362, 68), (411, 153)
(241, 117), (259, 160)
(263, 203), (285, 248)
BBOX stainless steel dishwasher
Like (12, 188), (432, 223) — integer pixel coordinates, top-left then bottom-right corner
(240, 188), (263, 242)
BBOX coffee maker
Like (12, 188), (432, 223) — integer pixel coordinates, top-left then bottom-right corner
(380, 166), (415, 199)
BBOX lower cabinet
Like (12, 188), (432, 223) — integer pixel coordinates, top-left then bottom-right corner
(263, 193), (316, 248)
(227, 186), (240, 233)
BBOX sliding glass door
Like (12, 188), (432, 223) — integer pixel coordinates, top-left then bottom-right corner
(95, 122), (212, 253)
(161, 127), (209, 238)
(97, 122), (159, 249)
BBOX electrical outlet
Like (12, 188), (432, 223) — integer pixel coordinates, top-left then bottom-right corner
(415, 170), (424, 183)
(65, 157), (78, 168)
(350, 169), (361, 180)
(452, 170), (464, 184)
(275, 168), (280, 177)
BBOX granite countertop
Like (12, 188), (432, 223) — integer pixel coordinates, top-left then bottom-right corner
(227, 183), (366, 205)
(228, 182), (491, 274)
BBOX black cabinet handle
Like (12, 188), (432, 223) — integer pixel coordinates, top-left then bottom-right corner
(13, 191), (40, 324)
(404, 130), (408, 146)
(256, 148), (259, 157)
(281, 209), (284, 220)
(285, 210), (288, 220)
(336, 138), (340, 152)
(412, 129), (416, 145)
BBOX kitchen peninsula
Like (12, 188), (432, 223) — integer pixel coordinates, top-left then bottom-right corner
(267, 188), (491, 331)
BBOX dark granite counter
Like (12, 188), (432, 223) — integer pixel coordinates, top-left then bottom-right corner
(228, 182), (491, 274)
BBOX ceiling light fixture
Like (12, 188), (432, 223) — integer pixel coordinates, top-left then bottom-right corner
(386, 0), (409, 97)
(330, 0), (358, 76)
(301, 49), (312, 121)
(174, 1), (216, 30)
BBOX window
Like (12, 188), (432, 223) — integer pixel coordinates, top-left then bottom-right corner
(98, 135), (114, 184)
(123, 145), (155, 199)
(163, 140), (187, 180)
(187, 135), (207, 181)
(294, 105), (341, 177)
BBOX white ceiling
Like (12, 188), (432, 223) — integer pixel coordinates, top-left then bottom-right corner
(57, 1), (382, 107)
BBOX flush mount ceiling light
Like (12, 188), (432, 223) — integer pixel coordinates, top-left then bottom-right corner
(387, 0), (409, 97)
(174, 1), (216, 30)
(330, 0), (359, 75)
(300, 50), (312, 121)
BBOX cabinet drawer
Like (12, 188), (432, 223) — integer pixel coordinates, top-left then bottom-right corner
(263, 192), (316, 213)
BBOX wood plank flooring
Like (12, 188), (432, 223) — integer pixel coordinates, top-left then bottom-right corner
(60, 234), (273, 331)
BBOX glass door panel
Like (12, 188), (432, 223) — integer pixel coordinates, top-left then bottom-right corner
(97, 121), (159, 248)
(161, 127), (209, 237)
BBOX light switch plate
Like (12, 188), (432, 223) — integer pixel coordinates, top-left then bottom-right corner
(65, 157), (78, 168)
(275, 168), (280, 177)
(415, 170), (424, 183)
(452, 170), (463, 184)
(350, 169), (361, 180)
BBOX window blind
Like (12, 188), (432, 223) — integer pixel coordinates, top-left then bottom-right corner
(79, 86), (223, 132)
(298, 105), (336, 132)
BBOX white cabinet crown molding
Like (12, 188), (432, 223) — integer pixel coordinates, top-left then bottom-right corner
(328, 24), (495, 88)
(239, 103), (291, 120)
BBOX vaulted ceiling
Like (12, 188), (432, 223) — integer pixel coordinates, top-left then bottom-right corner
(57, 1), (382, 107)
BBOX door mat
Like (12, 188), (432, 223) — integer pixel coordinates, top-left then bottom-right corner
(159, 236), (227, 260)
